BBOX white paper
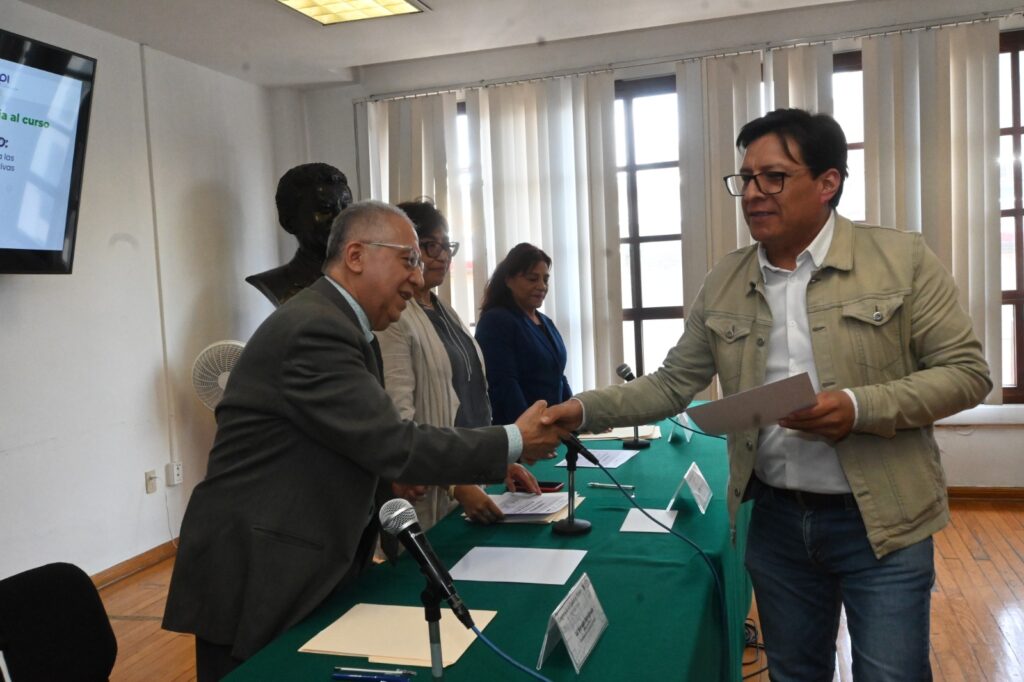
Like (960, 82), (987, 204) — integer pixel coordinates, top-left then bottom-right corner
(489, 491), (568, 516)
(450, 547), (586, 585)
(556, 449), (637, 469)
(684, 461), (713, 514)
(493, 494), (584, 524)
(619, 508), (678, 533)
(684, 373), (816, 435)
(577, 425), (661, 441)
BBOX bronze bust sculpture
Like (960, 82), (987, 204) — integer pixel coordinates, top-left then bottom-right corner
(246, 163), (353, 307)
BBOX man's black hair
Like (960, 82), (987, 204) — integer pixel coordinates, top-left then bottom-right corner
(735, 108), (848, 209)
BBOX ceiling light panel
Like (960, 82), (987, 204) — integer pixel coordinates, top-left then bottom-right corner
(278, 0), (426, 25)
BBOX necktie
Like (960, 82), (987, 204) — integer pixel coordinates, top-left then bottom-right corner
(369, 336), (384, 386)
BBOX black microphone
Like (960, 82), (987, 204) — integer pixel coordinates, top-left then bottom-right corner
(615, 363), (636, 382)
(379, 498), (475, 628)
(562, 433), (599, 465)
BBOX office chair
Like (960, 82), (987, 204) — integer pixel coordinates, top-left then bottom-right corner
(0, 562), (117, 682)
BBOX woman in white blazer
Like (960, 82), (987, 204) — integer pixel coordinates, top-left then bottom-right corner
(378, 199), (539, 529)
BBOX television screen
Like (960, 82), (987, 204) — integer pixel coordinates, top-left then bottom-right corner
(0, 29), (96, 274)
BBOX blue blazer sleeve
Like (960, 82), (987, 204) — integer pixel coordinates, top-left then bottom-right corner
(475, 307), (531, 425)
(475, 307), (572, 425)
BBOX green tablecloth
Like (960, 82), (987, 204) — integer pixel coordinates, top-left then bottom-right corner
(228, 419), (751, 681)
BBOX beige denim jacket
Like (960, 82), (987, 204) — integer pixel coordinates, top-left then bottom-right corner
(578, 215), (992, 558)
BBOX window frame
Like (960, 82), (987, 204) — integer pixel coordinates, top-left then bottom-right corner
(614, 75), (684, 375)
(1000, 30), (1024, 402)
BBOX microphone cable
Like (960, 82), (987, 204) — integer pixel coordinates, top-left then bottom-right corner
(668, 414), (727, 441)
(570, 436), (732, 682)
(471, 625), (553, 681)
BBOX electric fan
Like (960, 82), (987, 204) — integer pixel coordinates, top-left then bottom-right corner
(192, 340), (245, 410)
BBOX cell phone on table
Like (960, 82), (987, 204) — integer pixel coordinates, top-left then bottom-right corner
(514, 480), (564, 493)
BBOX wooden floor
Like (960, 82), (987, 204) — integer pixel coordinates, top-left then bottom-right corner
(98, 499), (1024, 681)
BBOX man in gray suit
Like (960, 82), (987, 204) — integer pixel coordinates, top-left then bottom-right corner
(163, 200), (565, 681)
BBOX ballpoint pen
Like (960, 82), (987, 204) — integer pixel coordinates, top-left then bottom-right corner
(588, 481), (634, 490)
(334, 667), (416, 677)
(332, 673), (411, 682)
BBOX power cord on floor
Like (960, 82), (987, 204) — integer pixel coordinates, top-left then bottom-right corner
(742, 618), (769, 679)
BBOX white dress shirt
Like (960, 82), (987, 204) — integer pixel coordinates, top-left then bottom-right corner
(754, 213), (852, 494)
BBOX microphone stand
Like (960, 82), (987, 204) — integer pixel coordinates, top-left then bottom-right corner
(616, 364), (650, 450)
(421, 582), (445, 680)
(552, 438), (592, 536)
(622, 423), (651, 450)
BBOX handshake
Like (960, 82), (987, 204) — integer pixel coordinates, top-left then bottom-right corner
(513, 399), (586, 465)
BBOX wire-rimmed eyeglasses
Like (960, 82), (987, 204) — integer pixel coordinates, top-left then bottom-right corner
(722, 169), (806, 197)
(419, 239), (460, 259)
(363, 242), (424, 270)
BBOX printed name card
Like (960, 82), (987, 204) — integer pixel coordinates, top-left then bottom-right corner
(536, 573), (608, 674)
(666, 460), (713, 514)
(684, 461), (713, 514)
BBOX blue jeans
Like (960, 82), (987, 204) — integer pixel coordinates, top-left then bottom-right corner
(744, 483), (934, 682)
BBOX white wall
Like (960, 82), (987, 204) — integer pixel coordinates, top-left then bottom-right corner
(936, 425), (1024, 487)
(288, 0), (1024, 486)
(0, 0), (280, 579)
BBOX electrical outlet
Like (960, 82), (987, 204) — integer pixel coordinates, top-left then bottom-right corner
(145, 470), (158, 494)
(166, 461), (183, 486)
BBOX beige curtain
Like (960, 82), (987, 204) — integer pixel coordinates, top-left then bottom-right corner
(359, 94), (458, 207)
(462, 73), (622, 390)
(358, 74), (620, 391)
(357, 93), (461, 303)
(863, 22), (1002, 403)
(676, 52), (762, 312)
(766, 43), (835, 114)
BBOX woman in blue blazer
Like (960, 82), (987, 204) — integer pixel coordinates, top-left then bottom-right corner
(475, 243), (572, 425)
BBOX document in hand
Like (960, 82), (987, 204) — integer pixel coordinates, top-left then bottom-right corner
(684, 372), (816, 435)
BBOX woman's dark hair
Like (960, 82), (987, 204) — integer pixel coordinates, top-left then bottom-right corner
(396, 197), (448, 239)
(480, 242), (552, 312)
(735, 108), (848, 209)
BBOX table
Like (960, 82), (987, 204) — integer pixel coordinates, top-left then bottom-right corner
(227, 419), (752, 681)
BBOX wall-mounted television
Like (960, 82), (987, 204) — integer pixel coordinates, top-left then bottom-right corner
(0, 29), (96, 274)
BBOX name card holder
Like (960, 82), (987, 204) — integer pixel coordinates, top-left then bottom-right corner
(536, 573), (608, 674)
(666, 461), (713, 514)
(666, 412), (694, 444)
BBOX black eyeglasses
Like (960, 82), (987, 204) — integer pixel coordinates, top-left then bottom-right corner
(419, 240), (460, 259)
(722, 169), (808, 197)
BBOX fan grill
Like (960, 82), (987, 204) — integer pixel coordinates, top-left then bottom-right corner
(192, 340), (245, 410)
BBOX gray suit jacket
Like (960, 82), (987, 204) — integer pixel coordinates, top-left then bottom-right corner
(162, 277), (508, 658)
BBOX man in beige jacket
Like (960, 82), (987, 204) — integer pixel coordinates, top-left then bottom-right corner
(544, 109), (991, 681)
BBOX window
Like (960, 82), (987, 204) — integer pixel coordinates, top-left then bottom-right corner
(832, 51), (866, 222)
(614, 76), (684, 376)
(999, 31), (1024, 402)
